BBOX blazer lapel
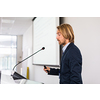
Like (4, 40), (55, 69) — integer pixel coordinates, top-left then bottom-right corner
(60, 43), (74, 66)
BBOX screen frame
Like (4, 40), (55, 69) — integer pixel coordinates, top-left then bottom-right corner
(32, 17), (62, 67)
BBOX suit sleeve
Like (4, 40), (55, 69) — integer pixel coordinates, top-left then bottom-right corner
(48, 68), (59, 76)
(69, 53), (82, 84)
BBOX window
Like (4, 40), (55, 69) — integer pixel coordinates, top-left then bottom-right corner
(0, 35), (17, 70)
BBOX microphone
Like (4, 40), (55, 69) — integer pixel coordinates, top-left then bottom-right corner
(42, 47), (45, 50)
(11, 47), (45, 80)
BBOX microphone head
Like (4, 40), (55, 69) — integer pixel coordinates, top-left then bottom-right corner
(42, 47), (45, 50)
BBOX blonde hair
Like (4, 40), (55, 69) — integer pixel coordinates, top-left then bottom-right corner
(57, 24), (74, 43)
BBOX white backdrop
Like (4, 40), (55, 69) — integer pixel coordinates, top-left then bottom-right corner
(62, 17), (100, 84)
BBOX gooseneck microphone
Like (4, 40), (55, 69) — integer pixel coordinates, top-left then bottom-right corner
(11, 47), (45, 80)
(13, 47), (45, 70)
(42, 47), (45, 50)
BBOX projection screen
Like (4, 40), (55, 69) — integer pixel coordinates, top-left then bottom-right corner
(32, 17), (60, 66)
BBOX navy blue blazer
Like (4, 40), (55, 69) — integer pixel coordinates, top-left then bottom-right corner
(48, 43), (82, 84)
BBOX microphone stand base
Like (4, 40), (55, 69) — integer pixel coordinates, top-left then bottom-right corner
(11, 71), (26, 80)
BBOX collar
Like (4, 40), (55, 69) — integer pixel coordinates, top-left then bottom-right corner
(62, 42), (70, 53)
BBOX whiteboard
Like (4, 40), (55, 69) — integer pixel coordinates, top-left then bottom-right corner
(32, 17), (60, 66)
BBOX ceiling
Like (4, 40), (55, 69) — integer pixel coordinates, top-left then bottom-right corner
(0, 17), (33, 35)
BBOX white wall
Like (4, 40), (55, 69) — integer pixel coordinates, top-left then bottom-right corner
(22, 25), (59, 84)
(16, 35), (23, 74)
(22, 25), (33, 78)
(62, 17), (100, 84)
